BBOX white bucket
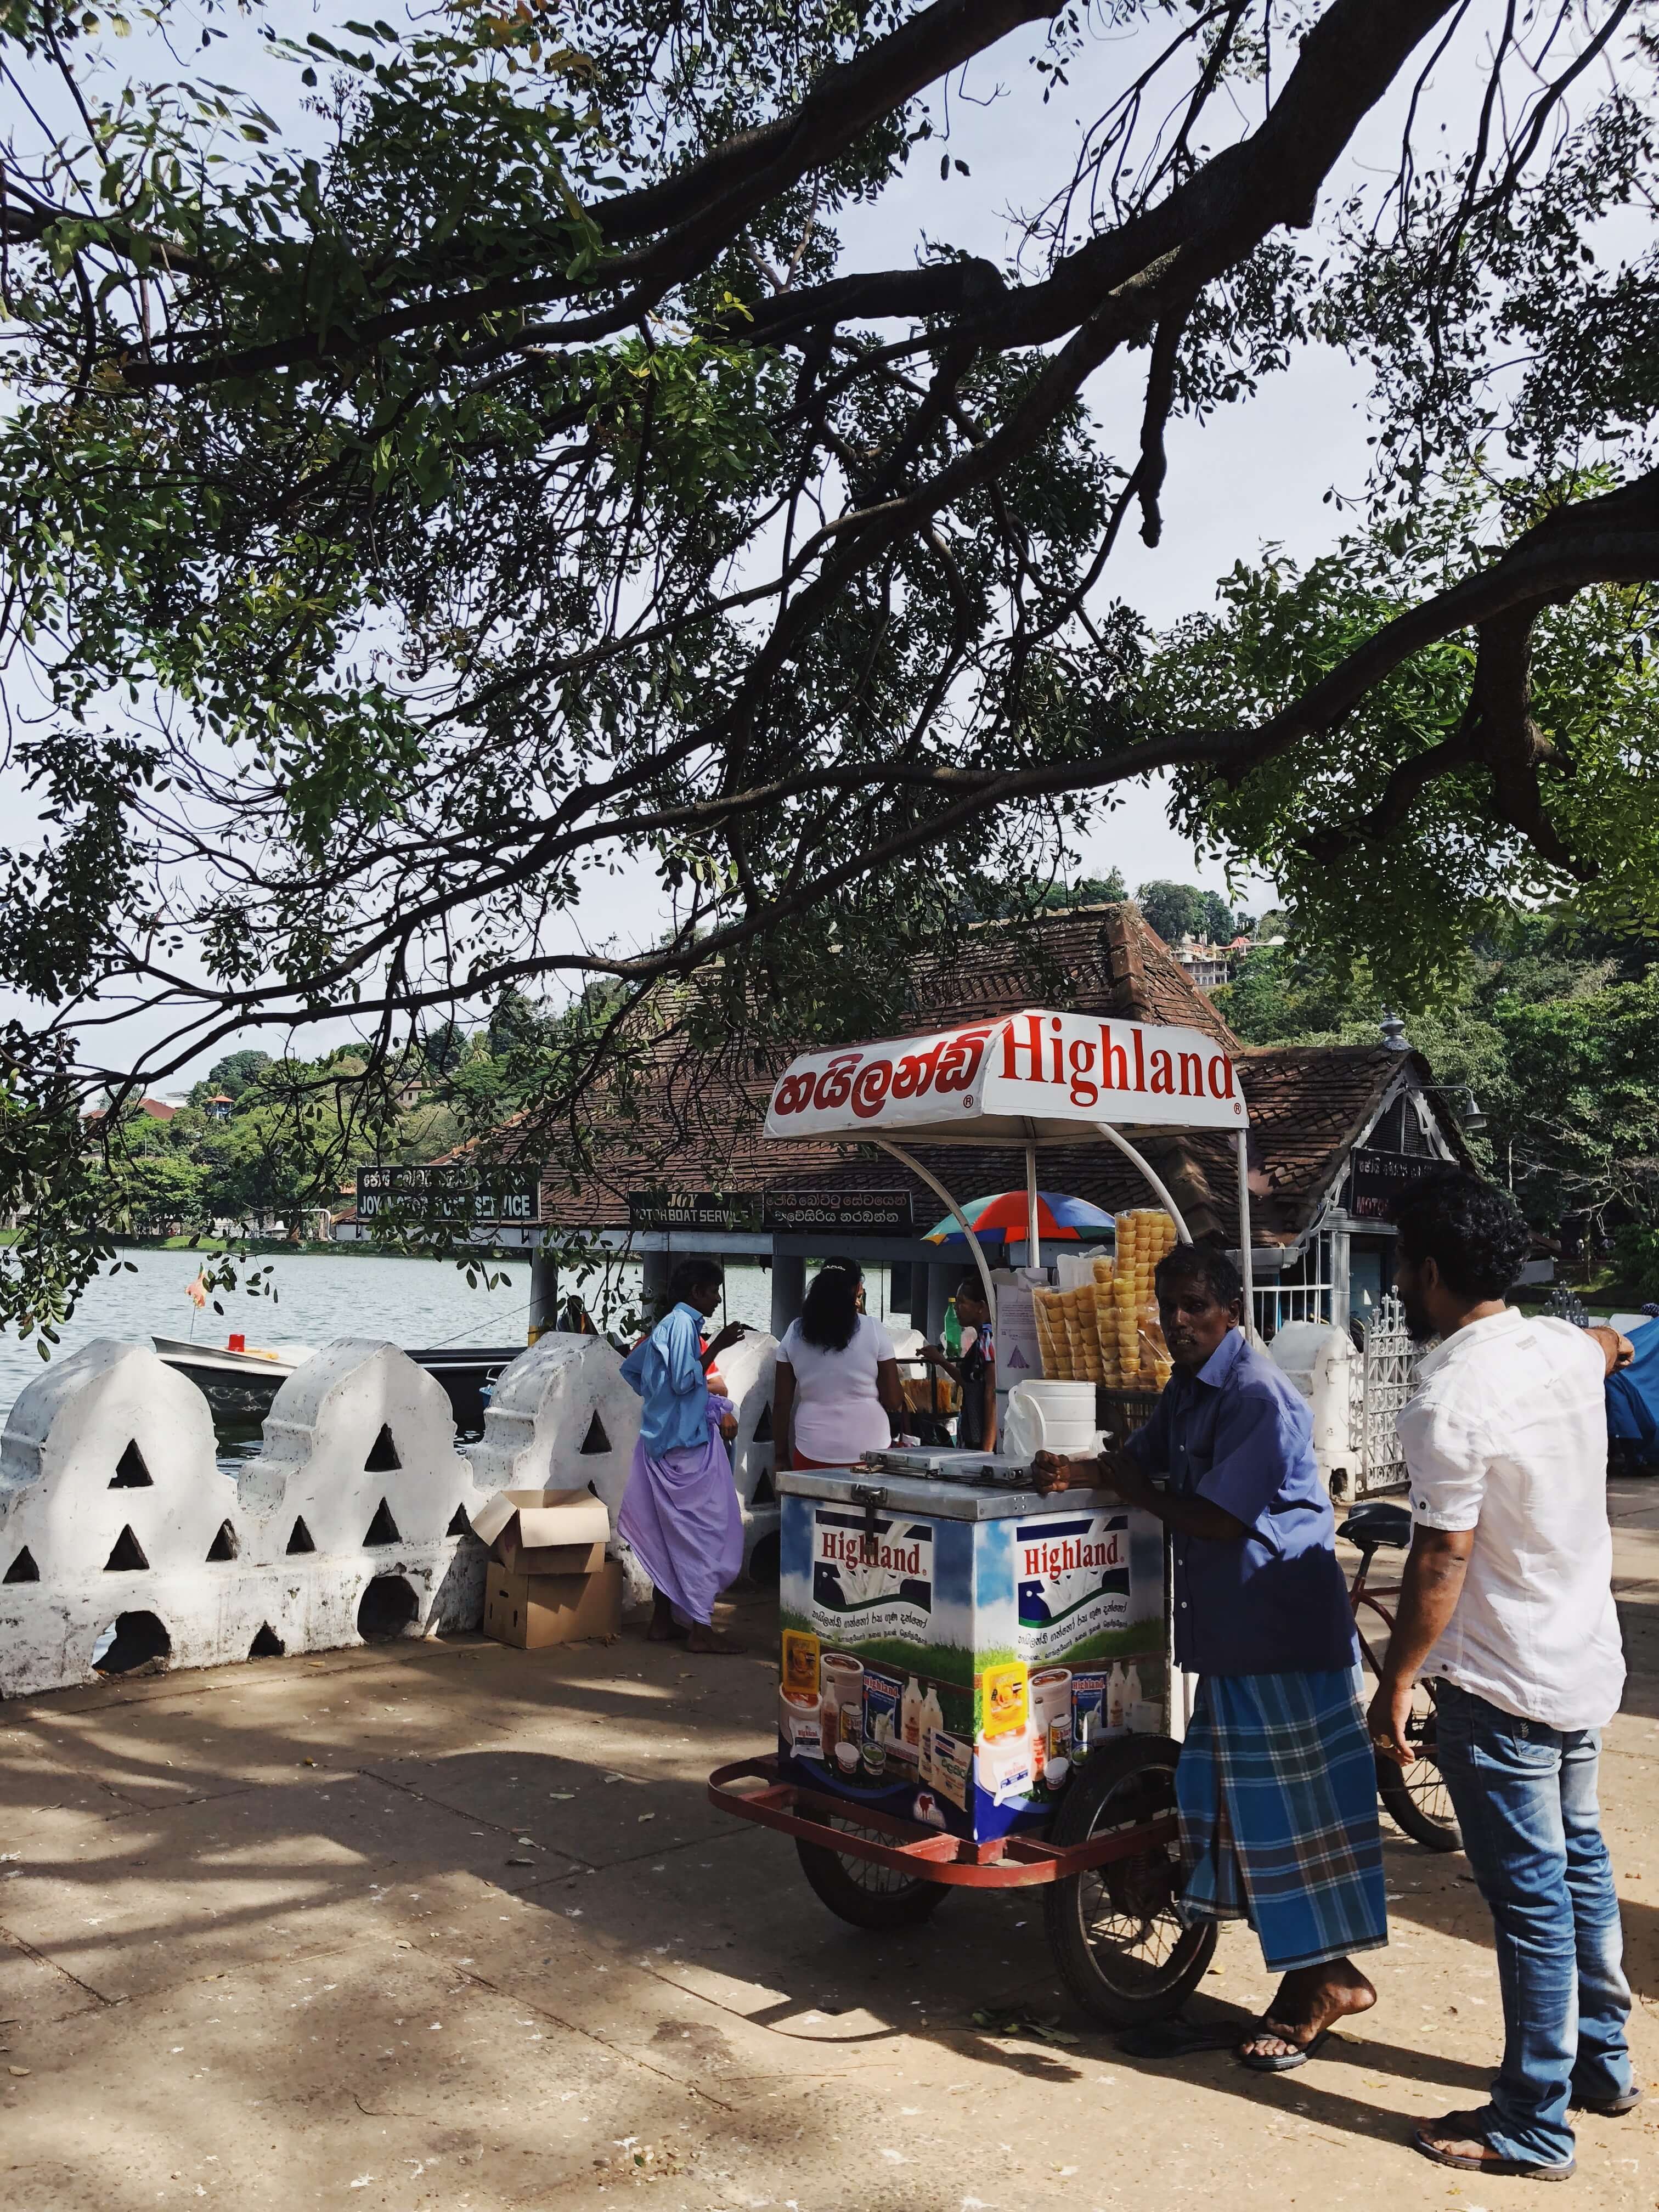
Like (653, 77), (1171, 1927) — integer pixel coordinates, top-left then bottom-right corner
(1002, 1380), (1101, 1462)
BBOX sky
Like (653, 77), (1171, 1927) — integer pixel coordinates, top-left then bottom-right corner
(0, 3), (1560, 1088)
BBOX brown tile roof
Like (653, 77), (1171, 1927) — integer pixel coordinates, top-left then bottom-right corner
(909, 905), (1239, 1049)
(525, 909), (1455, 1251)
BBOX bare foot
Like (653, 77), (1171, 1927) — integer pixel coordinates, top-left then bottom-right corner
(1238, 1959), (1376, 2063)
(645, 1599), (688, 1643)
(686, 1624), (742, 1655)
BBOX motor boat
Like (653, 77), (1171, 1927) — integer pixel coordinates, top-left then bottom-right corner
(153, 1335), (525, 1440)
(153, 1335), (319, 1426)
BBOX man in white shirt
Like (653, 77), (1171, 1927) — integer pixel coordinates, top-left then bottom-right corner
(1369, 1172), (1635, 2181)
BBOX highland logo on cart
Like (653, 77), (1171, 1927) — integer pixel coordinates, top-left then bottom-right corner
(1019, 1525), (1126, 1588)
(811, 1510), (933, 1641)
(764, 1008), (1245, 1136)
(1017, 1511), (1134, 1664)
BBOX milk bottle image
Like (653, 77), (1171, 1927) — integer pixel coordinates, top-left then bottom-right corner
(900, 1677), (924, 1771)
(1106, 1661), (1127, 1734)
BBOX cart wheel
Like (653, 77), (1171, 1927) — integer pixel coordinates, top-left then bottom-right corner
(1375, 1699), (1462, 1853)
(795, 1816), (950, 1931)
(1043, 1735), (1216, 2027)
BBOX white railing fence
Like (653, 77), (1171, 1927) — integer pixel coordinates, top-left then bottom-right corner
(0, 1328), (779, 1698)
(1348, 1292), (1418, 1496)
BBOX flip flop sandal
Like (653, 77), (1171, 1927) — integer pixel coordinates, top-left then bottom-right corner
(1413, 2113), (1575, 2181)
(1237, 2019), (1334, 2073)
(1572, 2084), (1643, 2117)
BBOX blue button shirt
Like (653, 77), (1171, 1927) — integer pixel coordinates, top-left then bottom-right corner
(1126, 1327), (1356, 1677)
(619, 1302), (709, 1455)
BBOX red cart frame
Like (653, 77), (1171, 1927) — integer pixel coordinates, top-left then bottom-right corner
(709, 1754), (1178, 1887)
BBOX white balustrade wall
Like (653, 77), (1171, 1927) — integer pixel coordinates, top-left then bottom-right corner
(0, 1328), (780, 1699)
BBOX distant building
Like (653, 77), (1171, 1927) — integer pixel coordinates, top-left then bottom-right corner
(204, 1091), (234, 1123)
(1171, 934), (1232, 990)
(82, 1096), (178, 1125)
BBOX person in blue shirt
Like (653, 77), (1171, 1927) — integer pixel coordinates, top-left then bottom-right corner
(1035, 1243), (1385, 2072)
(618, 1259), (749, 1655)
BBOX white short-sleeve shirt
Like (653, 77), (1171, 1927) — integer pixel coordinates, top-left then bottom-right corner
(778, 1313), (898, 1464)
(1396, 1306), (1624, 1730)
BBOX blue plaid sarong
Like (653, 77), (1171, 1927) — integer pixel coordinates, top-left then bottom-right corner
(1176, 1669), (1387, 1973)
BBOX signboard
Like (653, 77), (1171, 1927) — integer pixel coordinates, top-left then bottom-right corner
(764, 1008), (1245, 1139)
(995, 1278), (1042, 1383)
(355, 1164), (539, 1224)
(762, 1190), (913, 1235)
(625, 1190), (763, 1233)
(1347, 1147), (1448, 1221)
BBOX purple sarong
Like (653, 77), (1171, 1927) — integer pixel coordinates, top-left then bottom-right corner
(617, 1395), (742, 1625)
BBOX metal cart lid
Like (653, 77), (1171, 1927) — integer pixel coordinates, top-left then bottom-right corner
(778, 1463), (1122, 1522)
(764, 1007), (1247, 1143)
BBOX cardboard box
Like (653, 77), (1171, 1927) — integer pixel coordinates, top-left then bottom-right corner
(484, 1560), (624, 1650)
(471, 1487), (610, 1577)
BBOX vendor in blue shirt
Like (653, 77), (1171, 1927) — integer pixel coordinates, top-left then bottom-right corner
(1034, 1243), (1385, 2074)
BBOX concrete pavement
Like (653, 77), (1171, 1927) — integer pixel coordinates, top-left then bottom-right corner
(4, 1486), (1659, 2210)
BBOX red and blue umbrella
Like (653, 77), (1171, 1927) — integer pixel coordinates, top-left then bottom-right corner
(923, 1190), (1115, 1245)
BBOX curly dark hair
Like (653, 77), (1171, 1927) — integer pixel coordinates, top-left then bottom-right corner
(1153, 1242), (1243, 1314)
(1392, 1171), (1531, 1301)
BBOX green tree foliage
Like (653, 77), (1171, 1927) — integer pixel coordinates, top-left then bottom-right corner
(1134, 881), (1205, 945)
(1217, 912), (1659, 1271)
(2, 2), (1659, 1328)
(1133, 879), (1242, 945)
(188, 1049), (272, 1108)
(1152, 484), (1659, 995)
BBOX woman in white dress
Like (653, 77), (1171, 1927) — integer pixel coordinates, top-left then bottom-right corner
(772, 1261), (905, 1469)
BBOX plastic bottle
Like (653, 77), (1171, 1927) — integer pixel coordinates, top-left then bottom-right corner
(1124, 1662), (1143, 1725)
(1106, 1661), (1126, 1732)
(941, 1297), (962, 1357)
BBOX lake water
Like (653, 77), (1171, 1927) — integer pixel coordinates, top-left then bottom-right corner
(0, 1247), (904, 1431)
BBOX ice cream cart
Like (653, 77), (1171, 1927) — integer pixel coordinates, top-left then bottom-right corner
(707, 1007), (1255, 2025)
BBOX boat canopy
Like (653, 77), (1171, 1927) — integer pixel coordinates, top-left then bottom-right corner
(764, 1008), (1248, 1146)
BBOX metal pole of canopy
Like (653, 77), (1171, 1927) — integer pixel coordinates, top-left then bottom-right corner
(1091, 1124), (1194, 1245)
(1024, 1143), (1041, 1274)
(872, 1138), (998, 1319)
(1235, 1128), (1257, 1341)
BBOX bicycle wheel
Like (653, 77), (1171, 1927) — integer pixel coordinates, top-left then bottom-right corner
(1043, 1735), (1216, 2027)
(795, 1816), (950, 1930)
(1375, 1699), (1462, 1854)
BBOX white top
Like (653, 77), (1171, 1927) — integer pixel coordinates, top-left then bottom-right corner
(778, 1313), (898, 1464)
(1397, 1306), (1624, 1730)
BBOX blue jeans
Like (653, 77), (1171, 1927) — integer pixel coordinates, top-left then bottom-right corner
(1434, 1681), (1633, 2167)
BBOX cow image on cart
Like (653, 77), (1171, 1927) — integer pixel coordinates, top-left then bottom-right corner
(707, 1007), (1256, 2025)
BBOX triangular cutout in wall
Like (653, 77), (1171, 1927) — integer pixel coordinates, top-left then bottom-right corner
(3, 1544), (40, 1584)
(753, 1404), (774, 1443)
(578, 1409), (611, 1455)
(445, 1504), (472, 1537)
(363, 1497), (400, 1547)
(247, 1623), (285, 1658)
(285, 1515), (316, 1555)
(364, 1424), (400, 1473)
(753, 1470), (775, 1506)
(105, 1525), (149, 1572)
(110, 1440), (153, 1489)
(206, 1519), (239, 1562)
